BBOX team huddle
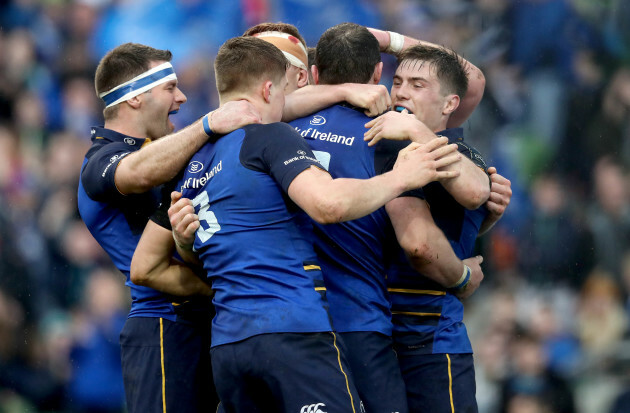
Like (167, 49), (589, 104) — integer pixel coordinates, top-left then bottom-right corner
(78, 21), (512, 413)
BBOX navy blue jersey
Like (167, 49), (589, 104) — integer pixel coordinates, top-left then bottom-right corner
(176, 122), (333, 347)
(290, 105), (391, 335)
(77, 127), (209, 320)
(380, 128), (489, 354)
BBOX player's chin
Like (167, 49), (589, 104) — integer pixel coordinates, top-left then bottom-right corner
(166, 117), (176, 133)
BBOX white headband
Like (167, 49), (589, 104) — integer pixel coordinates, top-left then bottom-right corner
(99, 62), (177, 108)
(281, 51), (308, 71)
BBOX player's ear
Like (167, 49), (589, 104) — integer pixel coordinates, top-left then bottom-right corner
(371, 61), (383, 84)
(263, 80), (273, 103)
(443, 94), (460, 116)
(297, 68), (309, 88)
(311, 65), (320, 85)
(126, 95), (142, 109)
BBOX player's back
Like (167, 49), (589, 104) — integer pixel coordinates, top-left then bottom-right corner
(176, 122), (333, 347)
(290, 105), (391, 335)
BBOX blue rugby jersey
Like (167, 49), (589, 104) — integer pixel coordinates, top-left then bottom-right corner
(78, 127), (209, 321)
(290, 105), (391, 335)
(175, 122), (333, 347)
(379, 128), (489, 354)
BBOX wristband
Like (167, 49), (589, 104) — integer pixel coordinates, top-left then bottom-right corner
(449, 264), (471, 291)
(202, 112), (214, 136)
(386, 31), (405, 54)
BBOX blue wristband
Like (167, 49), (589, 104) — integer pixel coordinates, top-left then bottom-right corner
(202, 113), (213, 136)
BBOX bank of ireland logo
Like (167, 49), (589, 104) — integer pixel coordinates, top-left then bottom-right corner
(188, 161), (204, 174)
(297, 150), (306, 155)
(310, 115), (326, 126)
(123, 137), (136, 145)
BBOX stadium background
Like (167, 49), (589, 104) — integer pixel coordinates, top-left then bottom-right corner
(0, 0), (629, 412)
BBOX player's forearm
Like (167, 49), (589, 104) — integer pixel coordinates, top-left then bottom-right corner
(293, 169), (406, 224)
(404, 129), (490, 209)
(116, 120), (208, 194)
(131, 221), (211, 296)
(132, 258), (212, 296)
(406, 240), (466, 288)
(172, 241), (199, 265)
(387, 199), (465, 288)
(439, 160), (491, 210)
(282, 85), (345, 122)
(316, 173), (407, 223)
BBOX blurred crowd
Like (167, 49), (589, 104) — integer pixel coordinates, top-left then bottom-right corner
(0, 0), (628, 412)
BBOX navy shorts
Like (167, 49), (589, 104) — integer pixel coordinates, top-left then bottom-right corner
(398, 352), (477, 413)
(337, 331), (408, 413)
(120, 316), (217, 413)
(211, 332), (363, 413)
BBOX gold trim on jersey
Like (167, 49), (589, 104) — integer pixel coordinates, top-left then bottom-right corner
(388, 288), (446, 296)
(392, 310), (441, 317)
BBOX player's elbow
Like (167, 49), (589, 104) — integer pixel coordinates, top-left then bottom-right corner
(308, 198), (348, 224)
(404, 241), (434, 269)
(133, 174), (159, 193)
(130, 260), (152, 287)
(116, 164), (162, 195)
(461, 185), (491, 210)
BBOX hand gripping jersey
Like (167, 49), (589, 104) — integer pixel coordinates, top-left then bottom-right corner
(381, 128), (489, 355)
(175, 122), (333, 347)
(290, 104), (391, 335)
(78, 127), (209, 320)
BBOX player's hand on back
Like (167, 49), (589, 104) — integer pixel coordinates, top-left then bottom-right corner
(168, 191), (200, 251)
(342, 83), (392, 117)
(364, 110), (432, 146)
(392, 137), (461, 191)
(207, 100), (262, 135)
(455, 256), (484, 299)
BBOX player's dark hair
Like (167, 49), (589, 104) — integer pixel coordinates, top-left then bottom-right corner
(397, 45), (469, 99)
(243, 22), (307, 49)
(214, 36), (288, 97)
(307, 46), (316, 84)
(315, 22), (381, 85)
(95, 43), (172, 119)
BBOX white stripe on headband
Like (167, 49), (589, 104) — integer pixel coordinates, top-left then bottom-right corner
(255, 31), (308, 70)
(281, 51), (308, 71)
(99, 62), (178, 108)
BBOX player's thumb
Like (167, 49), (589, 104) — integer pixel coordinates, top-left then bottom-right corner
(171, 191), (183, 203)
(474, 255), (484, 264)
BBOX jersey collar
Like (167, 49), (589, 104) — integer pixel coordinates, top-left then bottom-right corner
(436, 127), (464, 143)
(90, 126), (150, 149)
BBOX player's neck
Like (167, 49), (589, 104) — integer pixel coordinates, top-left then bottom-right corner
(104, 116), (148, 140)
(220, 95), (275, 125)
